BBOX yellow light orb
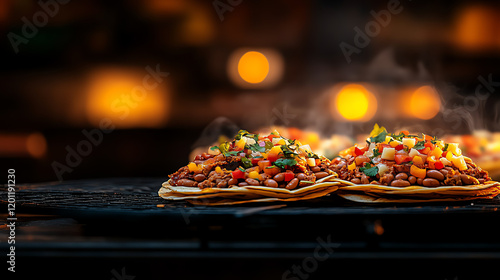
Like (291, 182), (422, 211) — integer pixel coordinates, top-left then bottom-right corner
(237, 51), (269, 84)
(334, 84), (377, 121)
(409, 86), (441, 120)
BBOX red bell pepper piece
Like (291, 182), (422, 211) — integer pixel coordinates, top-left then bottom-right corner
(231, 169), (245, 180)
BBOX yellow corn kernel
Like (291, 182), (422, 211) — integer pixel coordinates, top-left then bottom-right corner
(389, 140), (402, 148)
(269, 146), (282, 155)
(447, 143), (462, 156)
(451, 155), (467, 170)
(236, 138), (246, 150)
(248, 171), (259, 179)
(413, 156), (424, 165)
(215, 166), (223, 173)
(188, 162), (198, 172)
(402, 138), (416, 149)
(348, 162), (356, 171)
(429, 147), (443, 158)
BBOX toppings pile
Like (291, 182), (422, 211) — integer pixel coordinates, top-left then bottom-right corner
(168, 130), (334, 190)
(331, 124), (492, 187)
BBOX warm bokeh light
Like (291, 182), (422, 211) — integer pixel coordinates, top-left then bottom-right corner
(0, 132), (47, 158)
(454, 5), (499, 51)
(85, 68), (170, 128)
(332, 84), (377, 121)
(26, 132), (48, 158)
(237, 51), (269, 84)
(227, 48), (284, 89)
(409, 86), (441, 120)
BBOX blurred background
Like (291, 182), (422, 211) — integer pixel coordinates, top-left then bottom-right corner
(2, 0), (500, 183)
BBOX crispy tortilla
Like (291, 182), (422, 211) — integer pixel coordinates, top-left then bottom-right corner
(334, 179), (500, 203)
(158, 179), (340, 205)
(186, 187), (339, 206)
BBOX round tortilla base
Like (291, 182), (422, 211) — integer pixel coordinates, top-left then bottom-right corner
(338, 191), (499, 203)
(158, 179), (340, 205)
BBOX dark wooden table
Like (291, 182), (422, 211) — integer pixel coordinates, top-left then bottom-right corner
(2, 178), (500, 279)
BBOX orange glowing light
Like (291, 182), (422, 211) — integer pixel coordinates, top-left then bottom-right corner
(0, 132), (47, 158)
(26, 132), (47, 158)
(237, 51), (269, 84)
(454, 5), (499, 51)
(409, 86), (441, 120)
(227, 48), (283, 89)
(85, 68), (169, 128)
(332, 84), (377, 121)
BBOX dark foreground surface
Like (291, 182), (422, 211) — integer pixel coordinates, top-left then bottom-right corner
(2, 178), (500, 279)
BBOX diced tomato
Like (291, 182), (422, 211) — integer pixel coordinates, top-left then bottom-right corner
(395, 144), (404, 151)
(418, 147), (430, 155)
(267, 153), (279, 163)
(424, 142), (434, 149)
(264, 166), (280, 176)
(354, 146), (367, 156)
(231, 169), (245, 180)
(395, 154), (412, 164)
(258, 160), (271, 170)
(378, 144), (391, 154)
(401, 130), (409, 136)
(424, 135), (433, 141)
(284, 172), (294, 182)
(428, 161), (435, 169)
(434, 161), (444, 170)
(251, 158), (260, 165)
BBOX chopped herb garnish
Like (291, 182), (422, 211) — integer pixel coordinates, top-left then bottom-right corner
(372, 148), (381, 158)
(369, 131), (388, 143)
(280, 145), (298, 158)
(238, 166), (245, 172)
(413, 141), (426, 150)
(241, 157), (252, 168)
(360, 162), (379, 177)
(443, 143), (449, 151)
(307, 152), (320, 159)
(274, 158), (298, 169)
(210, 146), (219, 151)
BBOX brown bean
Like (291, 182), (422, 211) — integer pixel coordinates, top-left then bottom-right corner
(217, 181), (228, 188)
(238, 182), (249, 186)
(264, 179), (278, 188)
(391, 179), (410, 187)
(423, 178), (440, 187)
(259, 173), (269, 180)
(285, 178), (299, 190)
(416, 178), (424, 185)
(408, 175), (417, 185)
(361, 175), (370, 184)
(245, 178), (260, 186)
(426, 170), (445, 181)
(299, 180), (314, 187)
(228, 178), (239, 185)
(297, 173), (307, 181)
(311, 166), (321, 172)
(460, 174), (479, 185)
(351, 178), (361, 184)
(315, 172), (328, 179)
(177, 179), (197, 187)
(274, 173), (285, 182)
(194, 174), (206, 182)
(395, 173), (408, 180)
(439, 169), (448, 177)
